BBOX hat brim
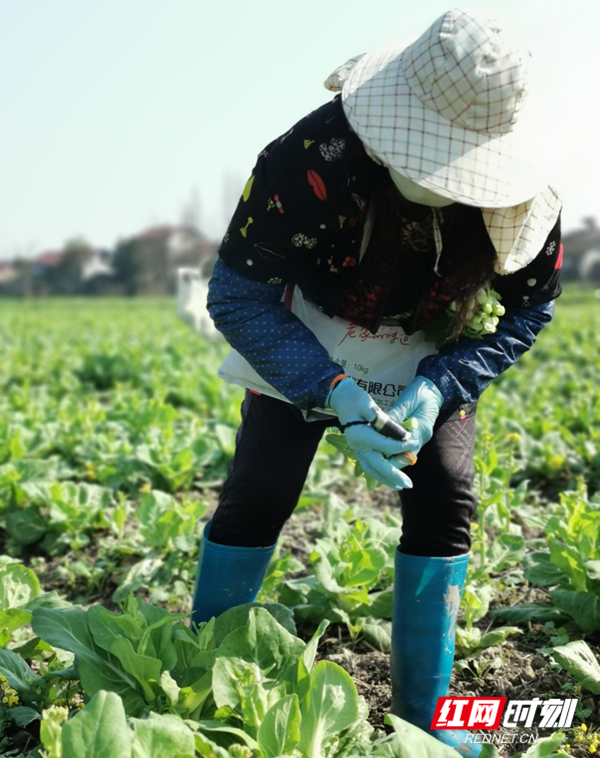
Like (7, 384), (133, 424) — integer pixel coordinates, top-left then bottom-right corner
(341, 42), (545, 208)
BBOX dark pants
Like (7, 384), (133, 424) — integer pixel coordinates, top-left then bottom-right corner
(210, 391), (478, 557)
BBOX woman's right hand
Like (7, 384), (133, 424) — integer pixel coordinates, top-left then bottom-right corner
(327, 378), (413, 490)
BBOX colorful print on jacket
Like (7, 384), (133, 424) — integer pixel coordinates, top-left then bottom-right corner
(210, 96), (563, 411)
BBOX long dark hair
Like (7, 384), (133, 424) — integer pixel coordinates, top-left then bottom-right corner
(365, 179), (498, 341)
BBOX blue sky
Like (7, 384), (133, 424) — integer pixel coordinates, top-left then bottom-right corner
(1, 0), (597, 259)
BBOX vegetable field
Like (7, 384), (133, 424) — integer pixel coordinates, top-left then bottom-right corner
(0, 292), (598, 758)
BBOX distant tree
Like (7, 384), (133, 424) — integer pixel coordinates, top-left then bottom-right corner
(112, 238), (141, 295)
(54, 237), (93, 293)
(12, 258), (33, 298)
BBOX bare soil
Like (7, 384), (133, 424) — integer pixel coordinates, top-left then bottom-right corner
(10, 483), (600, 757)
(278, 498), (600, 758)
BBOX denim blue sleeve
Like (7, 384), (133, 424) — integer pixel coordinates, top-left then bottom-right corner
(207, 259), (342, 409)
(417, 301), (554, 412)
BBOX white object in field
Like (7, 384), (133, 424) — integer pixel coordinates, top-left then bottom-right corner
(176, 268), (220, 340)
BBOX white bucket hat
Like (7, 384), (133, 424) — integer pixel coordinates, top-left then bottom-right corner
(325, 8), (562, 272)
(326, 8), (542, 208)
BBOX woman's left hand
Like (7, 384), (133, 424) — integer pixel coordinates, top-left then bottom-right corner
(388, 376), (443, 455)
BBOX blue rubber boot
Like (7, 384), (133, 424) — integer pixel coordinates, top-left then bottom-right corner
(190, 521), (276, 628)
(390, 550), (481, 757)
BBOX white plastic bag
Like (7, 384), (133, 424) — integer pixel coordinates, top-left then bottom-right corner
(218, 285), (437, 412)
(176, 268), (219, 340)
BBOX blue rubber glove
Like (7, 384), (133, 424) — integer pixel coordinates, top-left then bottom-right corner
(327, 378), (413, 490)
(388, 376), (443, 455)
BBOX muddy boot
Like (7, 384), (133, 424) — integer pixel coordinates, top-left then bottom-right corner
(190, 521), (276, 628)
(390, 549), (481, 757)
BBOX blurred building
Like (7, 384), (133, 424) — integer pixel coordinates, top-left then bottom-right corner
(80, 249), (119, 295)
(31, 249), (65, 294)
(28, 247), (115, 295)
(561, 217), (600, 281)
(0, 262), (19, 295)
(113, 224), (219, 296)
(0, 226), (220, 297)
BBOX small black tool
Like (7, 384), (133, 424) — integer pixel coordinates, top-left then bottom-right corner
(372, 407), (412, 442)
